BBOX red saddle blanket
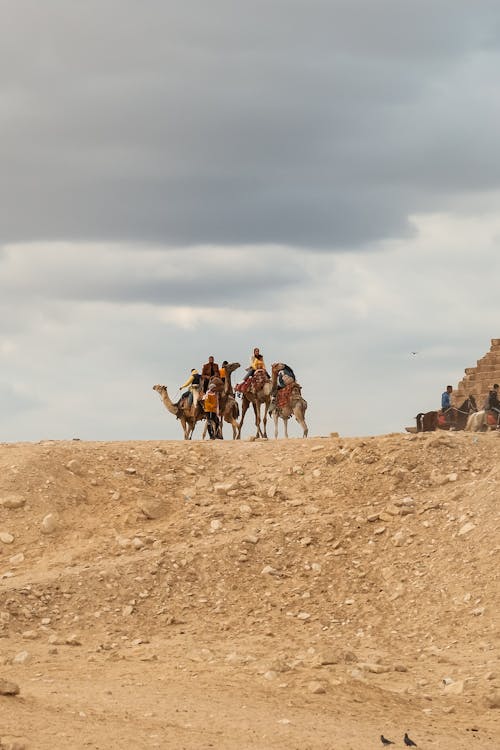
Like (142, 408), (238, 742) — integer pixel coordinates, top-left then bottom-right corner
(486, 412), (499, 426)
(235, 369), (269, 395)
(276, 382), (300, 409)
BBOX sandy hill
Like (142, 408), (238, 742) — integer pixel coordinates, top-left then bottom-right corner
(0, 433), (499, 750)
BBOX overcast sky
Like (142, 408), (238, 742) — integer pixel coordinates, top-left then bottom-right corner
(1, 1), (500, 441)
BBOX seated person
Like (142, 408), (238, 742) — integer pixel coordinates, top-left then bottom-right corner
(485, 383), (500, 423)
(177, 368), (201, 407)
(277, 363), (296, 389)
(242, 349), (267, 381)
(441, 385), (454, 424)
(201, 356), (220, 392)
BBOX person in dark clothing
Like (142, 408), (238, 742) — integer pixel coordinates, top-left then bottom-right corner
(441, 385), (454, 424)
(485, 383), (500, 424)
(176, 368), (201, 407)
(201, 356), (220, 393)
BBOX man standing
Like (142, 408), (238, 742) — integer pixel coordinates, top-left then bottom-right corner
(201, 356), (220, 393)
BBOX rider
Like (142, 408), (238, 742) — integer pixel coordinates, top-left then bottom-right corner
(276, 363), (296, 389)
(484, 383), (500, 426)
(201, 356), (220, 393)
(242, 348), (267, 381)
(441, 385), (454, 424)
(177, 368), (201, 407)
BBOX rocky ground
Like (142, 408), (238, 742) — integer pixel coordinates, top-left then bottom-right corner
(0, 432), (499, 750)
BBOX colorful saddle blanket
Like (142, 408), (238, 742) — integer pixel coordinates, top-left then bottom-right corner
(235, 369), (269, 395)
(276, 382), (301, 409)
(486, 411), (499, 426)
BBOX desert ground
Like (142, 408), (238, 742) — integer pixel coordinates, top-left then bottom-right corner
(0, 431), (499, 750)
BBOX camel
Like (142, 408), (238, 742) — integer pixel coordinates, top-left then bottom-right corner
(236, 369), (272, 439)
(269, 362), (308, 438)
(201, 363), (241, 440)
(152, 384), (204, 440)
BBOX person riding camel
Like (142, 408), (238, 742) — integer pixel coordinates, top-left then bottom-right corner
(276, 363), (296, 389)
(219, 361), (228, 383)
(242, 348), (267, 381)
(201, 356), (220, 393)
(177, 368), (201, 408)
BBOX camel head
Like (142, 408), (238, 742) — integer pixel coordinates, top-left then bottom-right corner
(225, 362), (240, 375)
(153, 384), (167, 394)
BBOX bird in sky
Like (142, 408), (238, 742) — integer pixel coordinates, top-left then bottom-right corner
(410, 351), (418, 355)
(381, 735), (395, 745)
(404, 732), (417, 747)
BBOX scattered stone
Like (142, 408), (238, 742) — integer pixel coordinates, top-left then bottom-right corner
(214, 482), (235, 495)
(0, 495), (26, 509)
(0, 532), (14, 544)
(443, 680), (465, 695)
(41, 513), (58, 535)
(65, 459), (82, 474)
(297, 612), (311, 620)
(9, 553), (24, 566)
(485, 691), (500, 709)
(137, 498), (164, 519)
(367, 513), (379, 523)
(125, 467), (137, 475)
(210, 519), (223, 532)
(373, 526), (386, 535)
(261, 565), (279, 576)
(0, 678), (20, 696)
(13, 651), (31, 665)
(243, 534), (259, 544)
(264, 670), (277, 680)
(308, 681), (326, 694)
(458, 522), (475, 536)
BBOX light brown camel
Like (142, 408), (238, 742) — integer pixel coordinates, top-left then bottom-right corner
(236, 369), (272, 439)
(201, 362), (241, 439)
(269, 363), (309, 439)
(152, 384), (205, 440)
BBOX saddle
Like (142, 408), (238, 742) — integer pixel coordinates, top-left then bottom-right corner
(235, 369), (270, 396)
(276, 382), (301, 409)
(486, 411), (499, 427)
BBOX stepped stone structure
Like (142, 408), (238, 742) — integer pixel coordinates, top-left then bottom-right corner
(454, 338), (500, 407)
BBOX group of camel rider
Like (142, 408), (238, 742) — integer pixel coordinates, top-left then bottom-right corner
(441, 383), (500, 425)
(176, 349), (297, 434)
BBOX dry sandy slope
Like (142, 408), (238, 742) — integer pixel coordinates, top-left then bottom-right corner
(0, 432), (499, 750)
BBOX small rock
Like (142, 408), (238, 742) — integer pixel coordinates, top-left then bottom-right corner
(308, 681), (326, 694)
(366, 513), (379, 523)
(458, 522), (475, 536)
(297, 612), (311, 620)
(0, 532), (14, 544)
(213, 482), (235, 495)
(9, 553), (24, 566)
(261, 565), (279, 576)
(210, 519), (223, 532)
(66, 634), (82, 646)
(373, 526), (386, 535)
(13, 651), (31, 665)
(485, 691), (500, 709)
(443, 680), (465, 695)
(264, 670), (277, 680)
(447, 473), (458, 482)
(65, 459), (82, 474)
(41, 513), (58, 535)
(243, 534), (259, 544)
(137, 498), (164, 519)
(0, 678), (20, 695)
(0, 495), (26, 509)
(125, 467), (137, 475)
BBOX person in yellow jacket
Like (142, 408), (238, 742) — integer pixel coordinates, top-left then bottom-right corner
(242, 348), (267, 381)
(202, 384), (221, 439)
(178, 368), (201, 407)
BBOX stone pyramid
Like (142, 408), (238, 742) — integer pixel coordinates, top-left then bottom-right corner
(454, 338), (500, 407)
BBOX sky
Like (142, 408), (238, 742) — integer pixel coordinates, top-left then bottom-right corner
(1, 0), (500, 441)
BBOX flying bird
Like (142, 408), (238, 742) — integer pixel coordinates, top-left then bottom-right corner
(404, 732), (417, 747)
(381, 735), (395, 745)
(410, 351), (418, 355)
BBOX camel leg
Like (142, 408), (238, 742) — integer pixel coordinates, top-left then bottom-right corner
(225, 415), (239, 439)
(273, 412), (279, 439)
(254, 402), (262, 438)
(283, 417), (289, 438)
(261, 404), (268, 439)
(237, 398), (251, 439)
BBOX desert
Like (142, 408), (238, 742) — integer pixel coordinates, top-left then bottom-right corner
(0, 432), (499, 749)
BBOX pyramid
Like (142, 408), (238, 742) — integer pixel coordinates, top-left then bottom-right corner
(454, 338), (500, 408)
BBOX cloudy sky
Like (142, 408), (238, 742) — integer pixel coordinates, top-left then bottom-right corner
(1, 0), (500, 441)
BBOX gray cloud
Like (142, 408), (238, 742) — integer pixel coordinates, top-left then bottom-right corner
(1, 1), (499, 248)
